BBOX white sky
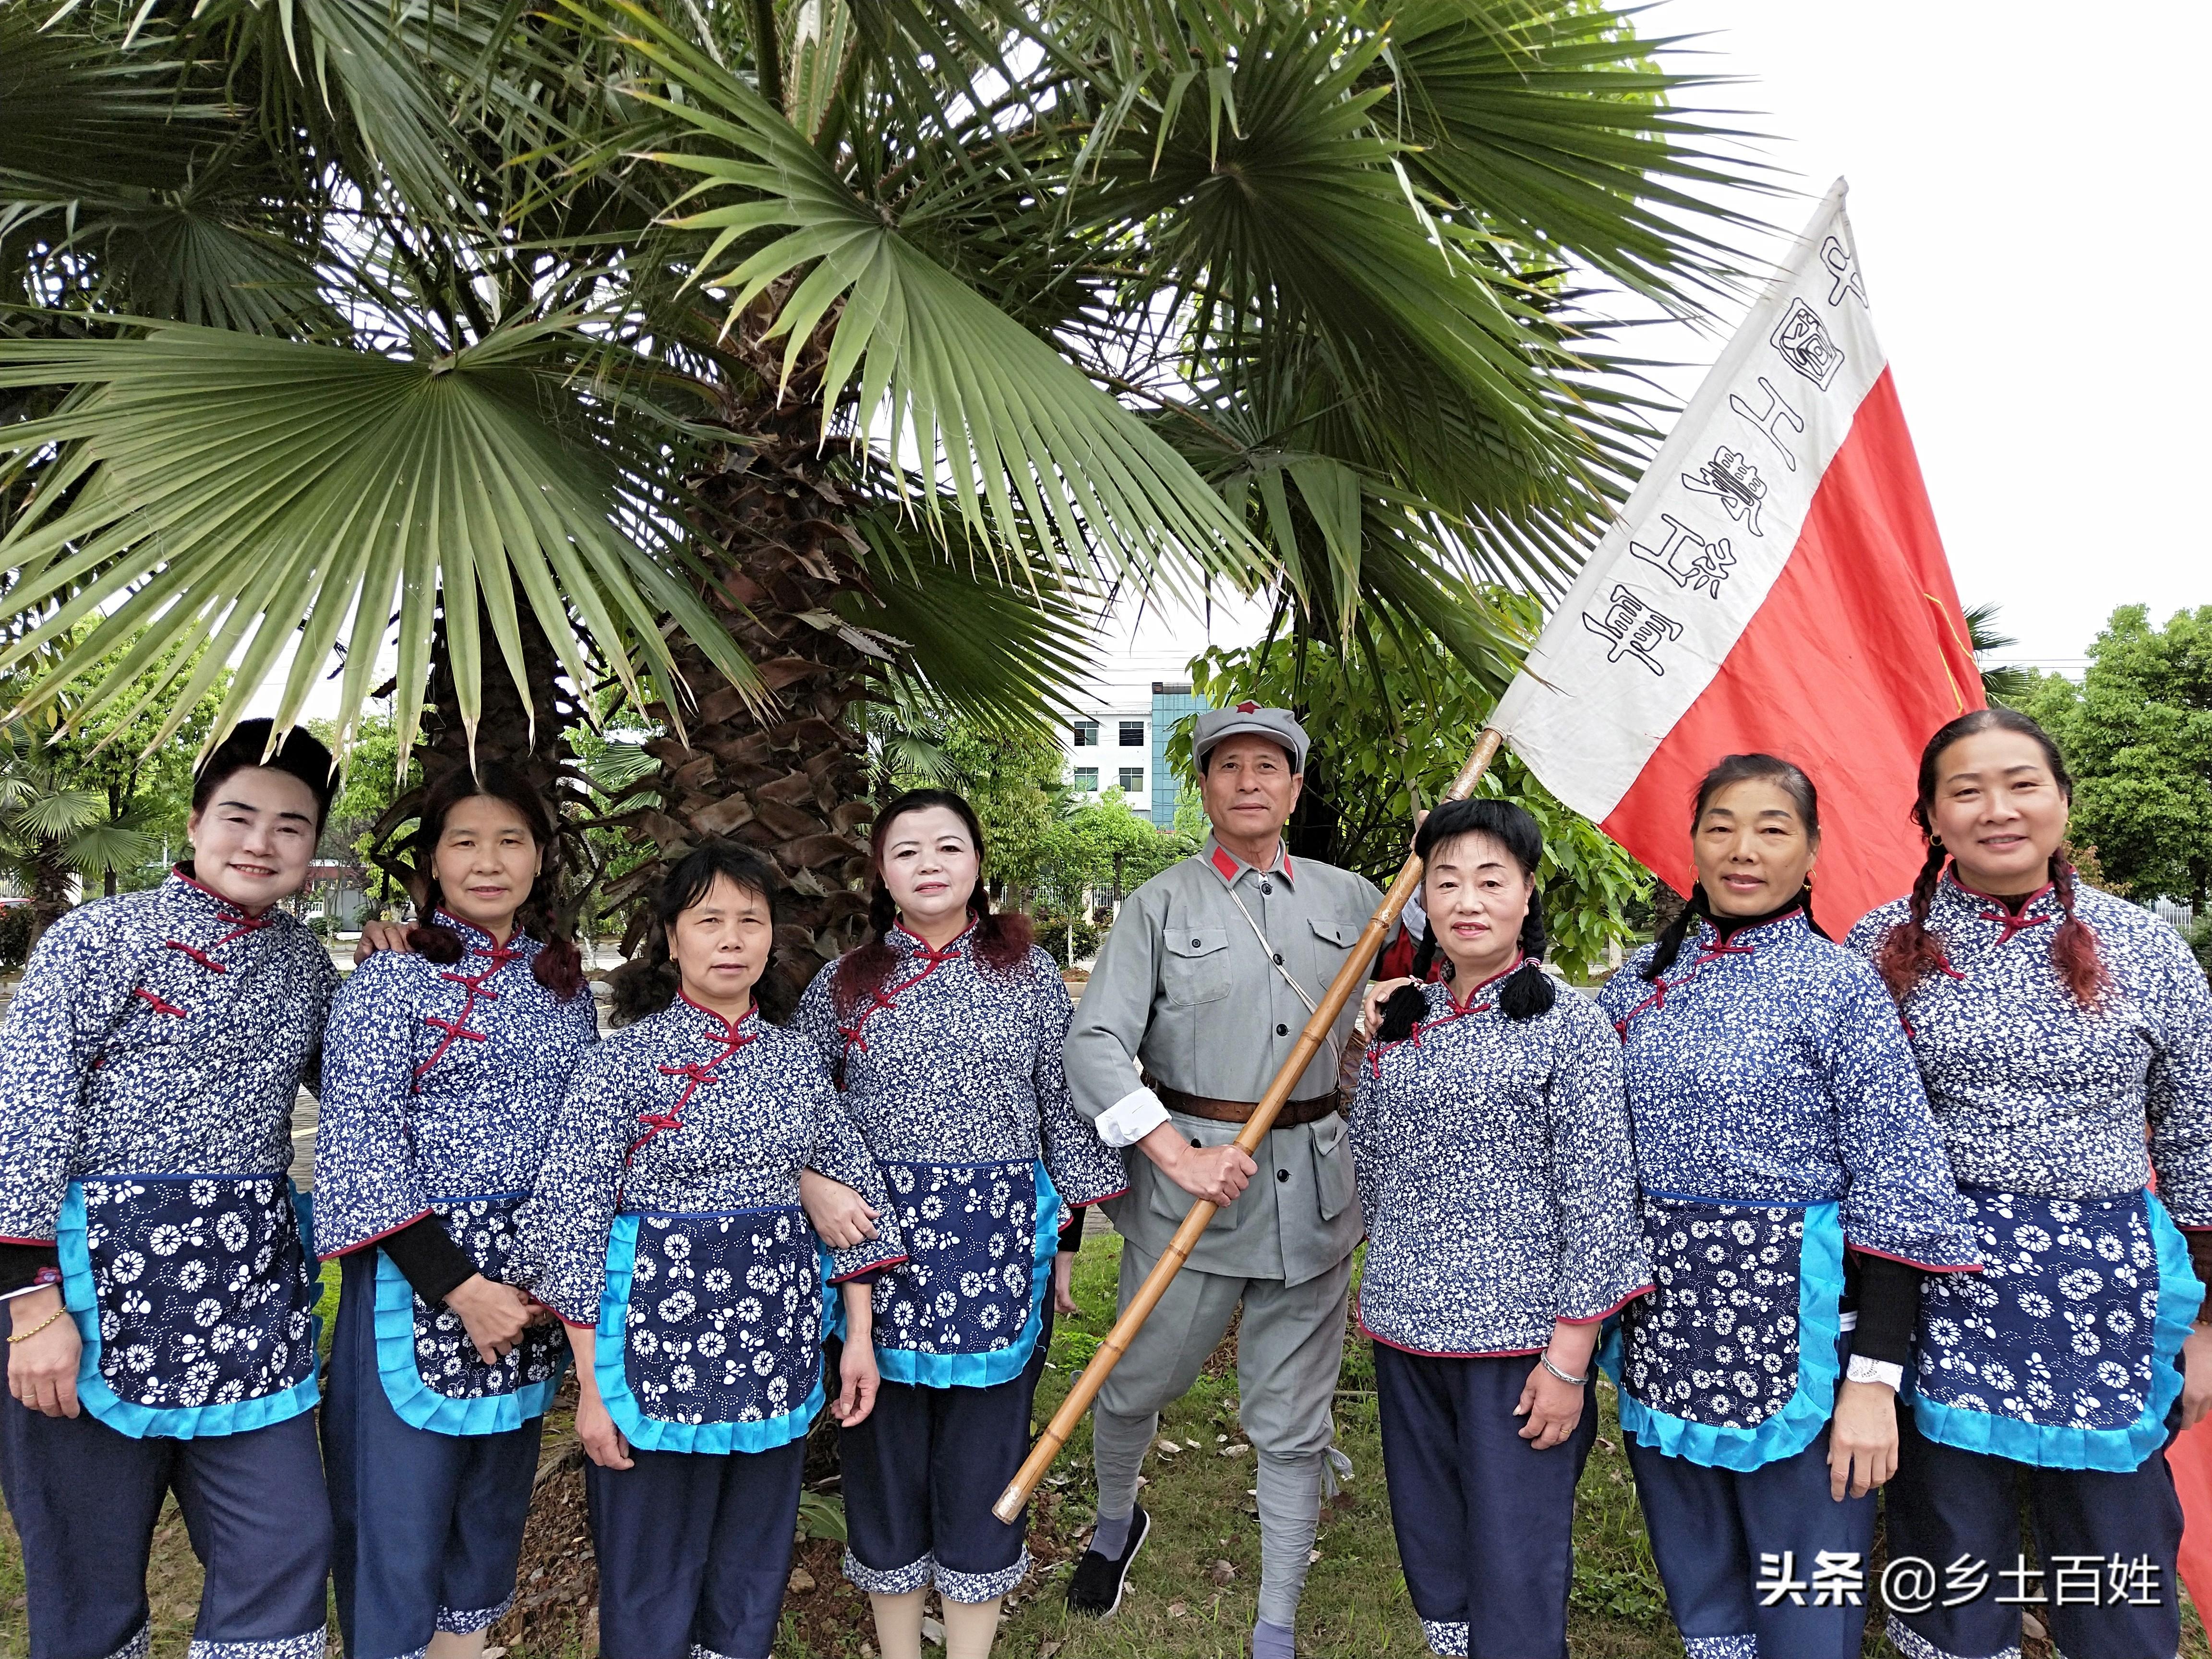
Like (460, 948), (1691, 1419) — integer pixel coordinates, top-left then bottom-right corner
(1615, 0), (2211, 668)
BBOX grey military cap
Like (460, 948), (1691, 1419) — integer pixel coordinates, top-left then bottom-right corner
(1192, 701), (1310, 772)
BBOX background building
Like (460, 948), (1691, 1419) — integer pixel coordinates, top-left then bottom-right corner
(1054, 593), (1264, 827)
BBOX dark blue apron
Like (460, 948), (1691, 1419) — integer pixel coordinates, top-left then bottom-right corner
(1910, 1186), (2200, 1471)
(54, 1173), (320, 1437)
(869, 1158), (1060, 1388)
(371, 1191), (568, 1434)
(1607, 1192), (1845, 1471)
(594, 1206), (827, 1453)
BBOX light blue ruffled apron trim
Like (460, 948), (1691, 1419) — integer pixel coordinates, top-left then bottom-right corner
(56, 1178), (320, 1441)
(875, 1162), (1061, 1390)
(1908, 1190), (2202, 1473)
(1614, 1200), (1844, 1473)
(595, 1214), (824, 1455)
(371, 1259), (565, 1436)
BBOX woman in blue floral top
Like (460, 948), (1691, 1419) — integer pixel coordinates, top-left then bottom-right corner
(315, 764), (599, 1659)
(515, 840), (902, 1659)
(793, 788), (1126, 1659)
(1849, 707), (2212, 1659)
(1596, 754), (1978, 1659)
(1353, 798), (1648, 1659)
(0, 721), (341, 1659)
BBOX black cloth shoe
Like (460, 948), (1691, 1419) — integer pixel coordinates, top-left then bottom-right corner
(1066, 1504), (1151, 1617)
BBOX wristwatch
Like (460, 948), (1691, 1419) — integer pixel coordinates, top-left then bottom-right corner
(1845, 1353), (1903, 1390)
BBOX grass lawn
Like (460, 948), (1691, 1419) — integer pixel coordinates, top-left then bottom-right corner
(4, 1237), (2206, 1659)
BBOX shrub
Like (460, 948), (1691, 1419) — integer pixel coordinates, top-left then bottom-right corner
(0, 905), (34, 971)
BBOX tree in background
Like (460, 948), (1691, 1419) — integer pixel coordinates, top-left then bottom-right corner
(0, 0), (1767, 989)
(1180, 625), (1647, 978)
(1966, 602), (2034, 707)
(0, 635), (225, 937)
(2025, 605), (2212, 909)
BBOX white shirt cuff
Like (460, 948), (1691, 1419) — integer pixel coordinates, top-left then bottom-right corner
(1094, 1085), (1171, 1149)
(1845, 1353), (1903, 1391)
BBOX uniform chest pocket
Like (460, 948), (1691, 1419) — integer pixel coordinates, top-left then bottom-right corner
(1307, 917), (1356, 954)
(1163, 927), (1231, 1006)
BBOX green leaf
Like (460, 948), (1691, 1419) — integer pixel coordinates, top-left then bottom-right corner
(0, 319), (763, 760)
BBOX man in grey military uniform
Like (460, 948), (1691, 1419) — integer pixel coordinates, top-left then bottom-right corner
(1061, 703), (1381, 1659)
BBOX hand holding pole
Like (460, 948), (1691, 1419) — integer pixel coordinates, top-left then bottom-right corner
(992, 728), (1507, 1523)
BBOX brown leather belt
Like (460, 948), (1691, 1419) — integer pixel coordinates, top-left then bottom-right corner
(1149, 1080), (1344, 1129)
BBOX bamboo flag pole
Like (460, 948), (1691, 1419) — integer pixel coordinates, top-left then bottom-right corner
(993, 727), (1507, 1524)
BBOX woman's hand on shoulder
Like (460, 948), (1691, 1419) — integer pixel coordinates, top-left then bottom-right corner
(352, 918), (414, 966)
(1360, 976), (1416, 1034)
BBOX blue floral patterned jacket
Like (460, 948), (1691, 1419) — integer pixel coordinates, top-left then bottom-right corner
(516, 995), (905, 1329)
(793, 926), (1128, 1207)
(1596, 911), (1977, 1268)
(0, 869), (338, 1245)
(1351, 967), (1651, 1356)
(1848, 875), (2212, 1222)
(313, 914), (600, 1257)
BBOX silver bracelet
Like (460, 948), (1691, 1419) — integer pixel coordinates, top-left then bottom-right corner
(1539, 1354), (1589, 1387)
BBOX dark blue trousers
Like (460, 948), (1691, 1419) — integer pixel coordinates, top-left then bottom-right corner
(838, 1367), (1040, 1603)
(1371, 1342), (1595, 1659)
(1884, 1396), (2185, 1659)
(324, 1252), (546, 1659)
(1624, 1424), (1873, 1659)
(585, 1438), (805, 1659)
(0, 1394), (331, 1659)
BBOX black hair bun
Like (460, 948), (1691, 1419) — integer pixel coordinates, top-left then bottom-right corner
(1498, 958), (1557, 1021)
(1374, 981), (1430, 1044)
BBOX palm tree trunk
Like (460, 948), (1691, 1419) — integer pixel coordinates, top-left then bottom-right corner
(607, 299), (879, 1000)
(27, 854), (72, 947)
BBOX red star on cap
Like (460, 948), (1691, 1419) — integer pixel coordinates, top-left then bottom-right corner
(1236, 700), (1259, 712)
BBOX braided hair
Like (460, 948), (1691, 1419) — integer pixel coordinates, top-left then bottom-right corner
(610, 839), (796, 1027)
(403, 762), (584, 1000)
(1646, 754), (1828, 981)
(831, 788), (1034, 1019)
(1873, 708), (2105, 1006)
(1375, 798), (1556, 1042)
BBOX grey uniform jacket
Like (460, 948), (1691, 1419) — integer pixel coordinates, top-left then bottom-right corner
(1063, 838), (1380, 1287)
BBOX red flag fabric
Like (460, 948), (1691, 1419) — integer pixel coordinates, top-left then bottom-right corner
(1491, 181), (1982, 932)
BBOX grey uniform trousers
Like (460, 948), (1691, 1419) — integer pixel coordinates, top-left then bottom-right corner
(1090, 1239), (1354, 1626)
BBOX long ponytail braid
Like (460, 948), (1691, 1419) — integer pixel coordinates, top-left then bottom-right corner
(1375, 925), (1437, 1042)
(1644, 883), (1707, 981)
(1498, 888), (1558, 1020)
(832, 879), (901, 1020)
(2048, 852), (2108, 1006)
(1874, 837), (1952, 1003)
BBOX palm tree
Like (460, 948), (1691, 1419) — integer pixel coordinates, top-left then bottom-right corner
(0, 0), (1765, 973)
(1965, 601), (2035, 708)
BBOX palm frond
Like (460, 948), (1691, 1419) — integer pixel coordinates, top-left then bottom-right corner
(0, 318), (763, 761)
(596, 0), (1259, 601)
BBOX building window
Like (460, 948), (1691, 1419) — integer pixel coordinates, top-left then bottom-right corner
(1118, 767), (1144, 793)
(1072, 720), (1099, 747)
(1119, 719), (1145, 746)
(1073, 767), (1098, 791)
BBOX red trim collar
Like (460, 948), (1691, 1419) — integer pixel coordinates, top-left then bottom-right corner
(169, 866), (273, 923)
(1206, 842), (1294, 887)
(433, 908), (529, 956)
(1447, 951), (1526, 1011)
(890, 918), (976, 956)
(1943, 869), (2060, 944)
(676, 990), (761, 1041)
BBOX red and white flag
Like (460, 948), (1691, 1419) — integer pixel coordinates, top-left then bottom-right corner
(1492, 180), (1982, 931)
